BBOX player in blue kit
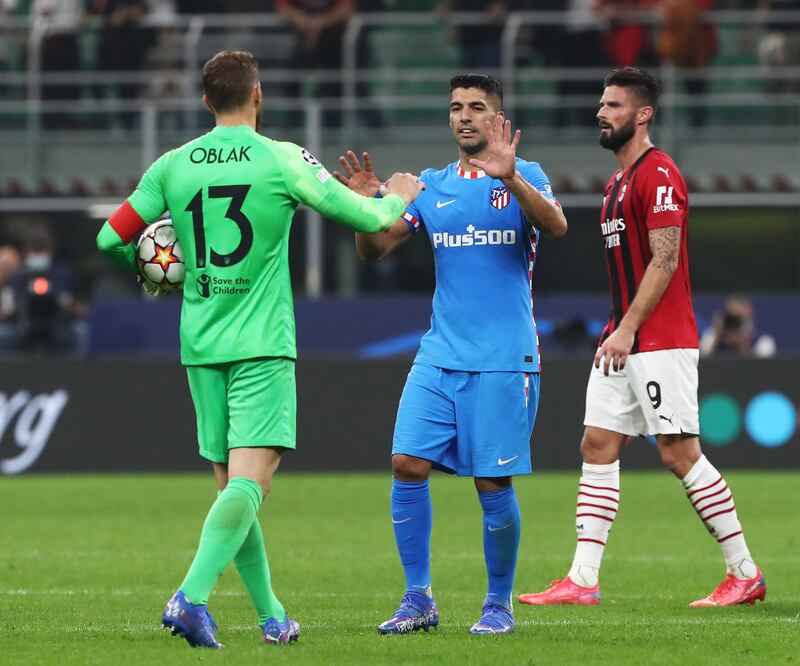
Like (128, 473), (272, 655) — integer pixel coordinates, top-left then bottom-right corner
(335, 74), (568, 634)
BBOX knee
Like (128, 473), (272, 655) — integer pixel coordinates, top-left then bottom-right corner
(659, 448), (688, 477)
(580, 431), (618, 464)
(475, 476), (511, 493)
(392, 454), (430, 482)
(658, 437), (698, 478)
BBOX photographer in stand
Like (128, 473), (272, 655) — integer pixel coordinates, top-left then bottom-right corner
(8, 227), (89, 354)
(700, 295), (776, 358)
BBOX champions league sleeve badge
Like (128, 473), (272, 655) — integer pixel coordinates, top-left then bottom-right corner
(490, 186), (510, 210)
(301, 148), (321, 167)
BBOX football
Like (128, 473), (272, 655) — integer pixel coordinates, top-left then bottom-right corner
(137, 219), (185, 290)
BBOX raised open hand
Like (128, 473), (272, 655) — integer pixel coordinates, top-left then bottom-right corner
(333, 150), (381, 198)
(468, 116), (520, 181)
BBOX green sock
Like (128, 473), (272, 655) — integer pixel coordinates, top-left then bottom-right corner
(180, 477), (263, 605)
(234, 518), (286, 624)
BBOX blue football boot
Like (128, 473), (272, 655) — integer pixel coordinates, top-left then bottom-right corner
(378, 589), (439, 634)
(161, 590), (223, 648)
(261, 613), (301, 645)
(469, 601), (515, 635)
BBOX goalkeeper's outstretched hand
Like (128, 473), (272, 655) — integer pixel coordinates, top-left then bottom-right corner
(334, 151), (381, 197)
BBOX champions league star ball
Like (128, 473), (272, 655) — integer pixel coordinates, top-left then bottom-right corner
(137, 219), (185, 290)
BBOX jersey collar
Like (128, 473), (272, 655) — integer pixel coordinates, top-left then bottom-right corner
(456, 165), (486, 179)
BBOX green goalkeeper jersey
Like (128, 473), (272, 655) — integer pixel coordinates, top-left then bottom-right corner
(98, 124), (405, 365)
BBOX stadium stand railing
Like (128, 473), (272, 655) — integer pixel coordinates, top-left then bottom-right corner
(0, 10), (798, 196)
(0, 10), (797, 298)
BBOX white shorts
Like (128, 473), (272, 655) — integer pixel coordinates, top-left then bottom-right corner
(583, 348), (700, 437)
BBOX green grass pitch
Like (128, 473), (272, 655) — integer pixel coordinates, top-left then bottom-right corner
(2, 471), (799, 665)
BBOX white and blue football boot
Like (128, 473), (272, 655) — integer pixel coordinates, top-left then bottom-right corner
(378, 589), (439, 634)
(161, 590), (223, 648)
(468, 600), (515, 635)
(261, 613), (301, 645)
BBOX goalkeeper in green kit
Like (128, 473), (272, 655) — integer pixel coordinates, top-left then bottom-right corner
(96, 50), (423, 649)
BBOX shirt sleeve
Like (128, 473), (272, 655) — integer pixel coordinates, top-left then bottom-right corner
(127, 152), (170, 224)
(276, 142), (406, 233)
(519, 161), (560, 206)
(638, 157), (687, 230)
(96, 152), (172, 273)
(402, 196), (424, 235)
(401, 169), (430, 234)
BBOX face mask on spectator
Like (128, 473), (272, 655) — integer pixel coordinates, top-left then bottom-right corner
(25, 252), (52, 272)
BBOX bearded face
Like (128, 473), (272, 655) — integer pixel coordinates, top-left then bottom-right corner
(599, 116), (636, 151)
(596, 85), (650, 153)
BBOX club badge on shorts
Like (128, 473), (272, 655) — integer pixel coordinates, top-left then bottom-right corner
(490, 186), (510, 210)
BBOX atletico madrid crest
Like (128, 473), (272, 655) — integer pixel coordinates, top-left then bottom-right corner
(490, 186), (510, 210)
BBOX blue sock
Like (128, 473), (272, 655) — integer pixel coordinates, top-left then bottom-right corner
(391, 479), (432, 593)
(478, 486), (521, 609)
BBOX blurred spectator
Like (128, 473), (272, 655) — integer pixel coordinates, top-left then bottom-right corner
(658, 0), (718, 127)
(276, 0), (354, 127)
(523, 0), (568, 69)
(7, 227), (90, 354)
(436, 0), (510, 70)
(32, 0), (85, 129)
(555, 0), (610, 127)
(146, 0), (176, 22)
(757, 0), (800, 122)
(142, 0), (181, 120)
(224, 0), (269, 9)
(0, 245), (21, 352)
(87, 0), (151, 128)
(599, 0), (659, 68)
(175, 0), (225, 10)
(1, 0), (19, 73)
(700, 296), (776, 358)
(351, 0), (386, 127)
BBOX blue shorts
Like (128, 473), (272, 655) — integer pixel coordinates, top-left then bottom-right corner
(392, 363), (540, 477)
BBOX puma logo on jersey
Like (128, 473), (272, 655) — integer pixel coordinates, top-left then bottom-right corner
(657, 166), (670, 178)
(190, 146), (251, 164)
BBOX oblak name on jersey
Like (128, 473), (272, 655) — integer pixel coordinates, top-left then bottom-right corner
(189, 145), (252, 164)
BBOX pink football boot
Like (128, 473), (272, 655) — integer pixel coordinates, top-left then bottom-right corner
(689, 570), (766, 607)
(518, 578), (601, 606)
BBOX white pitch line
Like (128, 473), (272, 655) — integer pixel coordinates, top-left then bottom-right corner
(3, 589), (800, 604)
(5, 617), (798, 635)
(0, 589), (402, 600)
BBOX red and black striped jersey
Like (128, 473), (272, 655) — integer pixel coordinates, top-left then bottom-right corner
(598, 147), (698, 353)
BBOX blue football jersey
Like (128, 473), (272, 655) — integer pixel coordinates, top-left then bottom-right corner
(403, 158), (558, 372)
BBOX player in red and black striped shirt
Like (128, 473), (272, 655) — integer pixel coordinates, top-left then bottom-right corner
(597, 142), (697, 354)
(519, 68), (765, 608)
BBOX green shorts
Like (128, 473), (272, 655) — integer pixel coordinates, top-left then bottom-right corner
(186, 357), (296, 463)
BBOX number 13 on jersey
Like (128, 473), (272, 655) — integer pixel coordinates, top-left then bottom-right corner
(185, 184), (253, 269)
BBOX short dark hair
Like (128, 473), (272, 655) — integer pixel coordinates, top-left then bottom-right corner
(202, 50), (259, 114)
(450, 73), (503, 109)
(604, 67), (661, 110)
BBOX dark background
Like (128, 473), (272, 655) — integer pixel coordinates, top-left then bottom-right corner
(1, 357), (797, 475)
